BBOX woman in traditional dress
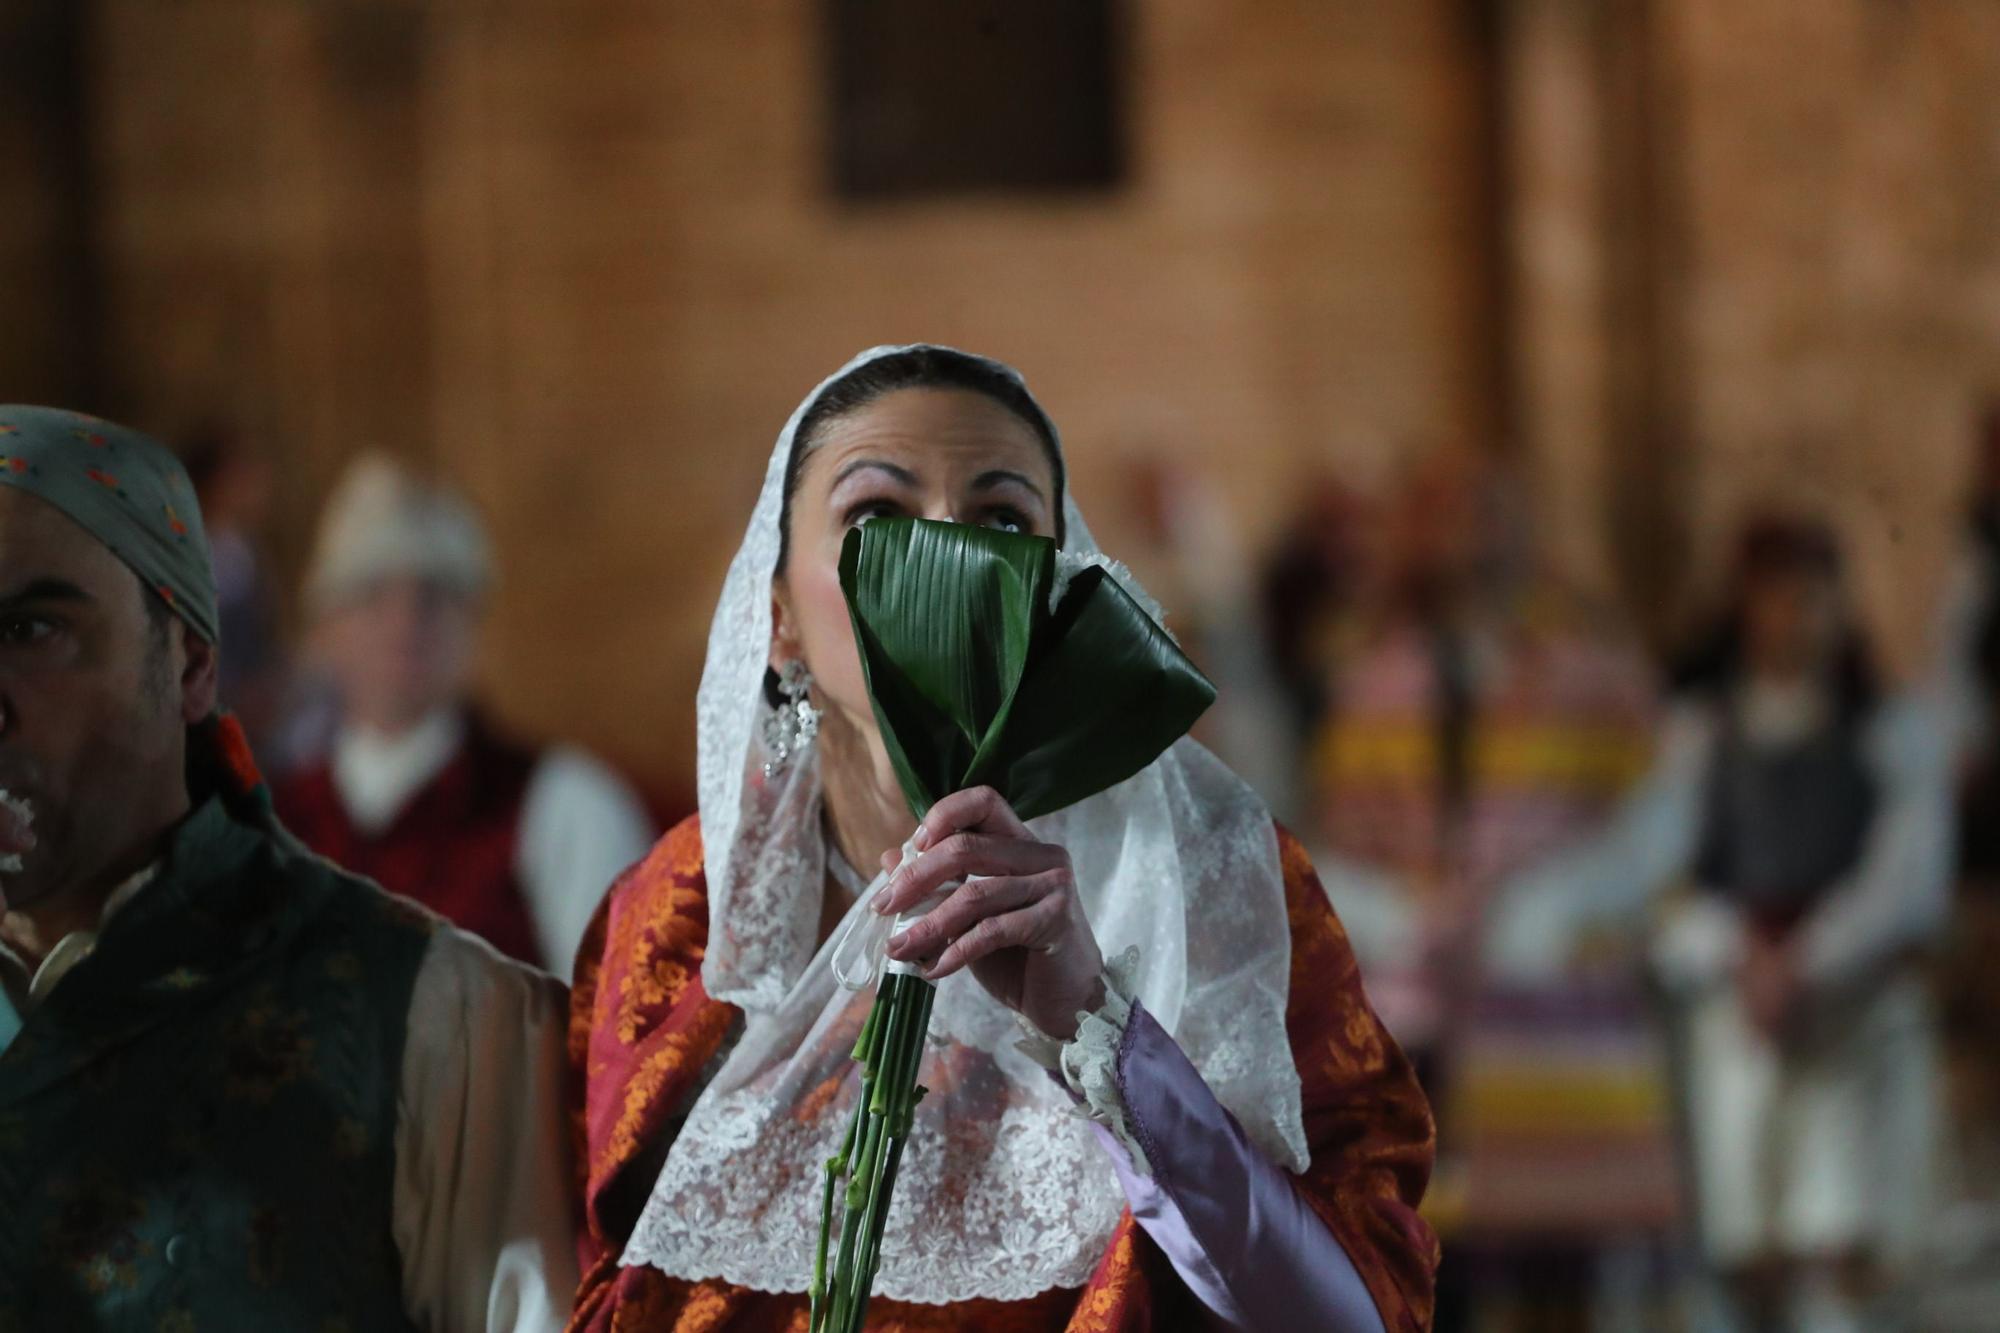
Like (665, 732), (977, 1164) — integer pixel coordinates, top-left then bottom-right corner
(568, 346), (1438, 1332)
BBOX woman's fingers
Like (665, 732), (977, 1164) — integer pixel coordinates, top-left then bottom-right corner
(912, 786), (1030, 852)
(875, 831), (1066, 915)
(862, 787), (1098, 1031)
(920, 892), (1071, 982)
(884, 870), (1063, 964)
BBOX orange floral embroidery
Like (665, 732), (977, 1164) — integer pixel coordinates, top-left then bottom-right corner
(661, 1281), (730, 1330)
(669, 826), (707, 880)
(1275, 825), (1439, 1332)
(567, 821), (1438, 1331)
(605, 826), (710, 1045)
(601, 1270), (678, 1332)
(1342, 1002), (1387, 1068)
(1067, 1228), (1137, 1331)
(613, 885), (706, 1044)
(602, 1007), (732, 1172)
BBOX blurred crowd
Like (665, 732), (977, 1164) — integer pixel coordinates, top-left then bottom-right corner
(1215, 424), (1998, 1333)
(191, 414), (2000, 1333)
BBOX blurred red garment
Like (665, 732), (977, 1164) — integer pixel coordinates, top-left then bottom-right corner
(278, 709), (544, 966)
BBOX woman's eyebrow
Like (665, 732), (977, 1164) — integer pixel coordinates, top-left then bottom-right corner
(830, 459), (920, 490)
(970, 470), (1046, 503)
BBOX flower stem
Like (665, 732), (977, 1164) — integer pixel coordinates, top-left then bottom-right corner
(810, 1084), (868, 1329)
(812, 970), (936, 1332)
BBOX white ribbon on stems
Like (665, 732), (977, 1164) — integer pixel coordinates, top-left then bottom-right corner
(827, 836), (969, 988)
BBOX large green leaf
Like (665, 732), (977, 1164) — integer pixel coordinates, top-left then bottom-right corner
(839, 518), (1215, 821)
(965, 564), (1215, 818)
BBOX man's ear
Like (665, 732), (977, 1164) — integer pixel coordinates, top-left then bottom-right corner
(178, 624), (220, 724)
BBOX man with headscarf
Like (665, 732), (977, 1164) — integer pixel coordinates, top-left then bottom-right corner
(275, 454), (654, 977)
(0, 408), (575, 1330)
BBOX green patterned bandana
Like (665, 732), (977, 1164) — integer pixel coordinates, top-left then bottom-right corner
(0, 406), (218, 645)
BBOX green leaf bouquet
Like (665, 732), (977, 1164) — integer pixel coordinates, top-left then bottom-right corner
(808, 517), (1214, 1332)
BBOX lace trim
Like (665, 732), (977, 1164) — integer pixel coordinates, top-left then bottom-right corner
(1017, 946), (1151, 1176)
(621, 991), (1131, 1303)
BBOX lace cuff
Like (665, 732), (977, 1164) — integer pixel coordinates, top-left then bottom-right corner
(1016, 946), (1151, 1176)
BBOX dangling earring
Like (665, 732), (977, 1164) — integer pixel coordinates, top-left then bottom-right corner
(762, 660), (822, 778)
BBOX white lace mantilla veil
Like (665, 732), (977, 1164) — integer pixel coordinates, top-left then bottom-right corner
(621, 344), (1308, 1304)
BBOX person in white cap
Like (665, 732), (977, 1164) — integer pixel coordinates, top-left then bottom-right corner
(275, 454), (653, 977)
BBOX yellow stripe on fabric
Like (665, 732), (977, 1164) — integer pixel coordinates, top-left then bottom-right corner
(1449, 1069), (1671, 1133)
(1313, 720), (1652, 793)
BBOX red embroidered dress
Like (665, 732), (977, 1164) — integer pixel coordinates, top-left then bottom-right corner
(567, 818), (1438, 1332)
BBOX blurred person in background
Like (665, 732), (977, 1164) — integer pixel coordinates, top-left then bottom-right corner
(1306, 444), (1669, 1329)
(179, 423), (286, 749)
(274, 455), (653, 977)
(1923, 402), (2000, 1299)
(1105, 452), (1301, 819)
(1493, 512), (1953, 1332)
(1257, 473), (1381, 811)
(0, 408), (574, 1330)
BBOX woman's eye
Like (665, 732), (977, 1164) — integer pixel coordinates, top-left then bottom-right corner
(983, 508), (1030, 534)
(0, 615), (55, 647)
(844, 500), (903, 530)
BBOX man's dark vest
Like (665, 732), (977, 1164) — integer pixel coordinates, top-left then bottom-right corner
(0, 798), (435, 1332)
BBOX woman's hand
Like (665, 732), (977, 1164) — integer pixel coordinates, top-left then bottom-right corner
(875, 786), (1104, 1039)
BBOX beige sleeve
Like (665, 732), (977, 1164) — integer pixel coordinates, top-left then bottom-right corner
(393, 925), (579, 1333)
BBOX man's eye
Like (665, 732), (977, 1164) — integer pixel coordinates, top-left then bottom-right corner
(0, 616), (54, 646)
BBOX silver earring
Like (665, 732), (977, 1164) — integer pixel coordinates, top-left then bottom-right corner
(762, 660), (822, 777)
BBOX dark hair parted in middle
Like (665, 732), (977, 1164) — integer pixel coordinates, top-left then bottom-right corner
(775, 347), (1067, 574)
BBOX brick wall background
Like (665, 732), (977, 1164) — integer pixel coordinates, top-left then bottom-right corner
(2, 0), (1996, 808)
